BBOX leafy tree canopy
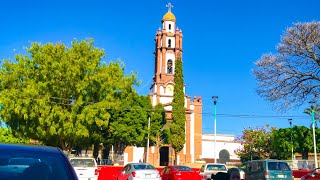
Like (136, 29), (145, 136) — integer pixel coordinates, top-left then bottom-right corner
(0, 39), (137, 150)
(0, 127), (29, 144)
(235, 125), (276, 162)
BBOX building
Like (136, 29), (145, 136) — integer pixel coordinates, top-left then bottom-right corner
(123, 3), (242, 166)
(202, 134), (242, 164)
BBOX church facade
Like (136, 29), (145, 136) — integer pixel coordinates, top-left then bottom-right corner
(124, 3), (203, 166)
(123, 3), (242, 166)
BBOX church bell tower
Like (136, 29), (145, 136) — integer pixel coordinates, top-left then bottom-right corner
(150, 2), (183, 111)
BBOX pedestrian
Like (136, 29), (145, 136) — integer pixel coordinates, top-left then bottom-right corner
(227, 168), (241, 180)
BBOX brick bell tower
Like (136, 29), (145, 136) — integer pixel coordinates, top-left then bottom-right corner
(150, 2), (182, 110)
(149, 3), (203, 166)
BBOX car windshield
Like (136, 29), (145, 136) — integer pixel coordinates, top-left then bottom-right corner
(207, 164), (227, 171)
(0, 149), (74, 180)
(268, 162), (291, 171)
(8, 158), (40, 165)
(132, 164), (156, 170)
(173, 166), (193, 172)
(70, 159), (96, 167)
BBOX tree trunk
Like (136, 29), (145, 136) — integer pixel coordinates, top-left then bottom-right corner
(93, 142), (99, 159)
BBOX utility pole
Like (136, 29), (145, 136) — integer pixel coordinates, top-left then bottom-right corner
(212, 96), (218, 163)
(288, 119), (294, 162)
(309, 101), (318, 168)
(146, 116), (150, 163)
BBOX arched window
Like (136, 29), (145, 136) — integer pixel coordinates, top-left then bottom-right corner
(169, 24), (171, 30)
(167, 59), (173, 74)
(168, 39), (171, 48)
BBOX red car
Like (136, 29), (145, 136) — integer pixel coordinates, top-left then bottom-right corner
(301, 168), (320, 180)
(160, 165), (201, 180)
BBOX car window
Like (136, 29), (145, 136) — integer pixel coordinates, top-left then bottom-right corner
(133, 164), (156, 170)
(70, 158), (96, 167)
(0, 149), (74, 180)
(173, 166), (193, 172)
(8, 158), (40, 165)
(268, 162), (291, 171)
(207, 164), (227, 171)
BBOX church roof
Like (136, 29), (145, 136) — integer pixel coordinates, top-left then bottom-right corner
(162, 11), (176, 21)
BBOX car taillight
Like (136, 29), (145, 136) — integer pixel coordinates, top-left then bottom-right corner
(265, 172), (269, 178)
(132, 172), (136, 177)
(95, 169), (99, 175)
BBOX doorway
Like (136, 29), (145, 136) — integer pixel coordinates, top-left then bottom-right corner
(159, 146), (169, 166)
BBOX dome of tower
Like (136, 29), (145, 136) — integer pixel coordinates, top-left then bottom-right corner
(162, 11), (176, 21)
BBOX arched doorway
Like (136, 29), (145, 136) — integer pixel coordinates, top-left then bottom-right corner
(219, 149), (230, 164)
(159, 146), (169, 166)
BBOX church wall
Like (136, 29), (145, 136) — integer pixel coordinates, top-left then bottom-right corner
(166, 37), (175, 48)
(202, 134), (242, 162)
(164, 21), (175, 33)
(190, 112), (195, 162)
(194, 99), (203, 162)
(160, 96), (173, 105)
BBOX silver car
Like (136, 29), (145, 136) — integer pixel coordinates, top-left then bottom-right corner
(117, 163), (161, 180)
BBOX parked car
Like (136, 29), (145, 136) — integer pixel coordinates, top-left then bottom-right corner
(199, 163), (228, 180)
(160, 165), (201, 180)
(301, 168), (320, 180)
(116, 163), (161, 180)
(243, 159), (293, 180)
(0, 143), (78, 180)
(70, 157), (99, 180)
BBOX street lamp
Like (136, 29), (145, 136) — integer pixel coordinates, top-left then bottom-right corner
(212, 96), (218, 164)
(288, 119), (294, 162)
(309, 100), (318, 168)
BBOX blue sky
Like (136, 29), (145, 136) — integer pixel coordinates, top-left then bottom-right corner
(1, 0), (319, 136)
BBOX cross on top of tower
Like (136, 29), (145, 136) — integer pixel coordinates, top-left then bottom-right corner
(166, 2), (173, 12)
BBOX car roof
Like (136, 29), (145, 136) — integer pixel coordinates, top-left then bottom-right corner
(0, 143), (62, 154)
(206, 163), (226, 165)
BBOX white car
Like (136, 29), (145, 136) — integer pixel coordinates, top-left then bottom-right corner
(199, 163), (228, 180)
(70, 157), (99, 180)
(117, 163), (161, 180)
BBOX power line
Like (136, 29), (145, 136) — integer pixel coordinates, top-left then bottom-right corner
(0, 94), (310, 120)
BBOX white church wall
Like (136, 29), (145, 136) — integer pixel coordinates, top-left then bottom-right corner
(201, 134), (242, 161)
(133, 147), (145, 163)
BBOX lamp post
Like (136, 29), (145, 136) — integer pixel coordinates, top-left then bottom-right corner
(212, 96), (218, 164)
(309, 101), (318, 168)
(146, 115), (151, 164)
(288, 119), (294, 162)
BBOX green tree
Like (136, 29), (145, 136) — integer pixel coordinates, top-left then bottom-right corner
(235, 125), (276, 162)
(270, 128), (293, 160)
(253, 22), (320, 110)
(270, 126), (320, 160)
(149, 103), (166, 146)
(293, 126), (314, 159)
(106, 94), (150, 154)
(0, 39), (137, 151)
(0, 127), (29, 144)
(169, 54), (186, 165)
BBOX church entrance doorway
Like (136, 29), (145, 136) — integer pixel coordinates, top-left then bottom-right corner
(159, 146), (169, 166)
